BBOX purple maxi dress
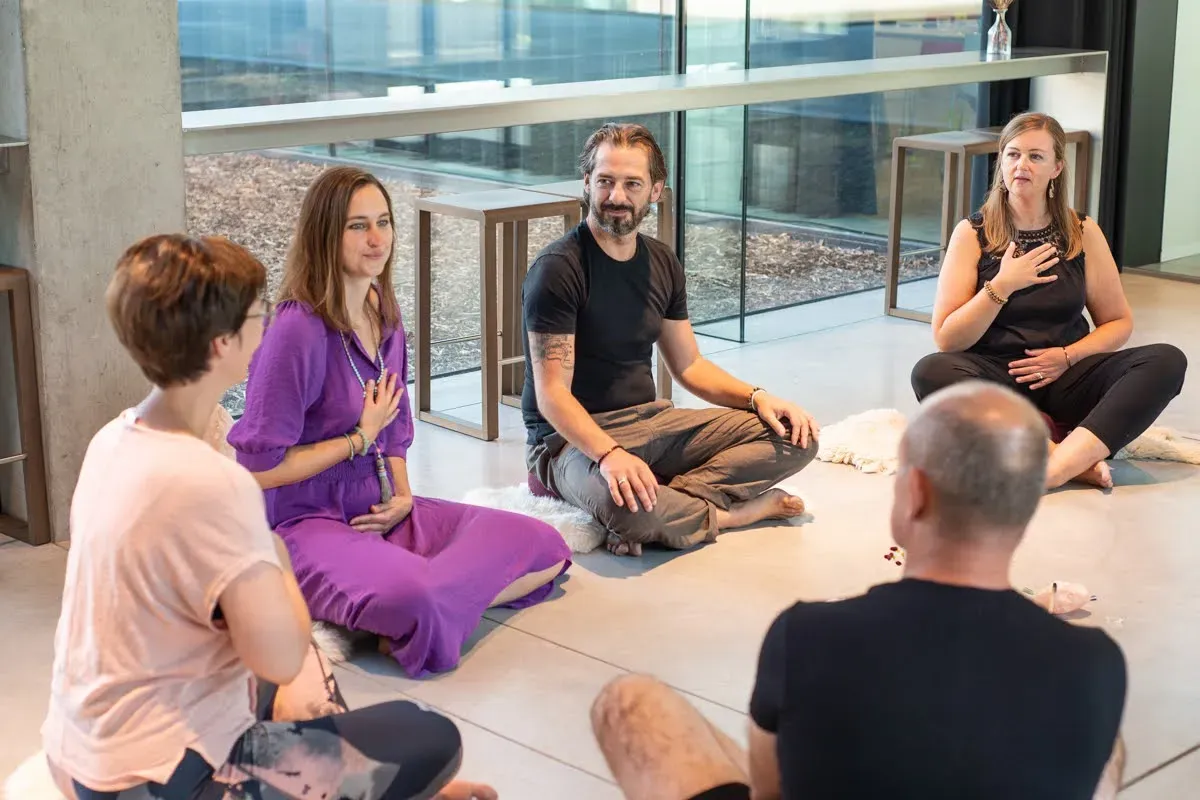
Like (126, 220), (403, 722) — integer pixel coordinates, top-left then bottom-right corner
(229, 301), (571, 677)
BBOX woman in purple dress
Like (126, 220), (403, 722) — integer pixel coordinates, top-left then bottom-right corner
(230, 166), (570, 678)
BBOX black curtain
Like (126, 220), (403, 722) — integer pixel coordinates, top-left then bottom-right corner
(976, 0), (1133, 252)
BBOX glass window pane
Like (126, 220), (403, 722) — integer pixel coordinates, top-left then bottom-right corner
(181, 1), (679, 112)
(736, 7), (982, 331)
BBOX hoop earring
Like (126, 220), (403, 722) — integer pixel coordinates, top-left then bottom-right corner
(1049, 181), (1056, 199)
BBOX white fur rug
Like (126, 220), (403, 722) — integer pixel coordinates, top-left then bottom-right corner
(461, 485), (608, 554)
(815, 408), (1200, 476)
(815, 409), (909, 474)
(4, 753), (63, 800)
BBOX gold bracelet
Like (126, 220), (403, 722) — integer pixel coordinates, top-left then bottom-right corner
(1063, 347), (1073, 367)
(983, 281), (1007, 306)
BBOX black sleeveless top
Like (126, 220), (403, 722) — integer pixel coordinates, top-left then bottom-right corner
(967, 211), (1091, 359)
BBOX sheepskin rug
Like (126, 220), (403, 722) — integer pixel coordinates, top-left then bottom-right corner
(813, 408), (1200, 476)
(460, 484), (607, 554)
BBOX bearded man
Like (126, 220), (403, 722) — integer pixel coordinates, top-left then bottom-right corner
(521, 123), (818, 556)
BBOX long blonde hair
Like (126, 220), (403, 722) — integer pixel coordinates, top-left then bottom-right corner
(279, 166), (402, 332)
(979, 112), (1083, 260)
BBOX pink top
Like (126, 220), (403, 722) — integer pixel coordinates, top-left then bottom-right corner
(42, 410), (280, 791)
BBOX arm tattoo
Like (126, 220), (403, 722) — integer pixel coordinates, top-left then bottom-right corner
(531, 333), (575, 370)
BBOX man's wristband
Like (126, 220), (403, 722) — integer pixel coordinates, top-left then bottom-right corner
(748, 387), (766, 413)
(597, 444), (623, 466)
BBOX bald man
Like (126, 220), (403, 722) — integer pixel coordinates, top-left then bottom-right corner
(590, 381), (1127, 800)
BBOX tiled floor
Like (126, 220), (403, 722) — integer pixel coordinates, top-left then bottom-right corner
(2, 273), (1198, 797)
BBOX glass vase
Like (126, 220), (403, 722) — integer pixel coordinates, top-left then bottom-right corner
(987, 9), (1012, 60)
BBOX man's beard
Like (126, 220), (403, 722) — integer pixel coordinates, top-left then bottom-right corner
(585, 190), (651, 237)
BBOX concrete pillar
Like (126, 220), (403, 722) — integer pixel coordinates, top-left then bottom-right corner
(0, 0), (186, 542)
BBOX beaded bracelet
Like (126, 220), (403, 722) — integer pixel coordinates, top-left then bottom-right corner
(354, 425), (375, 457)
(597, 444), (623, 466)
(983, 280), (1007, 305)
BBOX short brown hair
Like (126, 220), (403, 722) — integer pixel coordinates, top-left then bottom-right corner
(279, 166), (402, 333)
(578, 123), (668, 186)
(106, 234), (266, 387)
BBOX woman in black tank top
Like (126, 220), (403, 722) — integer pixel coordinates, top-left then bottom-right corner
(911, 112), (1186, 490)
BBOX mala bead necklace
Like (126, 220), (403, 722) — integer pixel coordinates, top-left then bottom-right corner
(339, 331), (394, 505)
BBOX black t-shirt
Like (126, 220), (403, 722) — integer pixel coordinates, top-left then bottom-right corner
(750, 579), (1126, 800)
(521, 221), (688, 444)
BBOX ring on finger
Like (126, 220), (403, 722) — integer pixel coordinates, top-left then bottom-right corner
(617, 477), (629, 485)
(1036, 372), (1045, 381)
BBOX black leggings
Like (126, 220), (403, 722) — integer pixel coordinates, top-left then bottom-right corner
(71, 699), (461, 800)
(911, 343), (1187, 454)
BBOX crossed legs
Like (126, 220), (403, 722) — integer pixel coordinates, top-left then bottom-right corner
(1047, 429), (1113, 490)
(912, 344), (1186, 490)
(540, 402), (817, 556)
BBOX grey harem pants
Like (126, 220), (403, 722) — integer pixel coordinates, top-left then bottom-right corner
(526, 400), (817, 549)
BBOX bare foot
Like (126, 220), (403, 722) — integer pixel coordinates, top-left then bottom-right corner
(606, 532), (643, 557)
(722, 489), (806, 530)
(1073, 460), (1113, 489)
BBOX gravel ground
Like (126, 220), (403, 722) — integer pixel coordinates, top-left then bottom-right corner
(185, 152), (938, 415)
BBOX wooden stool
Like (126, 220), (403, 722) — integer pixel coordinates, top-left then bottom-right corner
(0, 266), (51, 545)
(414, 188), (582, 441)
(884, 127), (1092, 322)
(527, 180), (676, 400)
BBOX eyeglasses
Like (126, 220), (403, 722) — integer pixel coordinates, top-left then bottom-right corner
(245, 298), (276, 329)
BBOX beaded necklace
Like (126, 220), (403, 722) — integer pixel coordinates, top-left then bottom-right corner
(1013, 223), (1061, 259)
(339, 328), (394, 504)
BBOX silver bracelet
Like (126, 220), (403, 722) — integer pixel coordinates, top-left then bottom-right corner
(343, 433), (356, 461)
(749, 387), (766, 413)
